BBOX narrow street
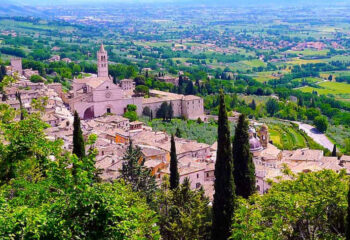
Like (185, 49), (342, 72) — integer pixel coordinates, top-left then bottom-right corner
(293, 121), (333, 151)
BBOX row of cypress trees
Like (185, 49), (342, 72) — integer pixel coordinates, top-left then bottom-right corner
(212, 89), (256, 239)
(72, 104), (350, 240)
(168, 89), (256, 239)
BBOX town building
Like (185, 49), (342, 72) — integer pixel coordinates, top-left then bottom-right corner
(65, 44), (205, 120)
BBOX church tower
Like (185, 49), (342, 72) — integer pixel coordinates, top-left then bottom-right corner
(97, 44), (108, 78)
(259, 124), (269, 148)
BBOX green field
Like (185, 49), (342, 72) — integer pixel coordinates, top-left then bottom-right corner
(299, 81), (350, 98)
(286, 58), (324, 65)
(286, 49), (329, 57)
(320, 71), (350, 79)
(239, 94), (272, 105)
(261, 119), (329, 152)
(242, 59), (266, 68)
(248, 71), (279, 83)
(268, 124), (307, 150)
(292, 77), (321, 84)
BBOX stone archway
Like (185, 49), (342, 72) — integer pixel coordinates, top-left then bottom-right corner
(83, 106), (94, 120)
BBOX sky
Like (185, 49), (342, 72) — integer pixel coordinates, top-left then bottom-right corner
(6, 0), (349, 6)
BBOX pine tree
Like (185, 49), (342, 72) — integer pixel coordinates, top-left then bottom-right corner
(73, 111), (85, 159)
(232, 114), (256, 199)
(212, 89), (235, 240)
(120, 141), (157, 203)
(170, 134), (179, 190)
(157, 176), (211, 240)
(332, 144), (337, 157)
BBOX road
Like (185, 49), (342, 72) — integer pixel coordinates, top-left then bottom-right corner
(293, 121), (333, 151)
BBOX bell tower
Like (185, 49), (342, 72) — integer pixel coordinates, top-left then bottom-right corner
(97, 44), (108, 78)
(259, 124), (269, 148)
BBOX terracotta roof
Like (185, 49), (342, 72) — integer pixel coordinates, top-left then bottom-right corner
(74, 76), (110, 88)
(341, 155), (350, 162)
(144, 159), (163, 168)
(183, 95), (201, 101)
(140, 145), (166, 157)
(283, 149), (323, 162)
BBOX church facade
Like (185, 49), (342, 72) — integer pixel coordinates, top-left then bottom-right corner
(66, 44), (204, 120)
(66, 44), (143, 119)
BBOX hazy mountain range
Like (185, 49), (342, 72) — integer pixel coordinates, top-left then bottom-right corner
(0, 0), (348, 17)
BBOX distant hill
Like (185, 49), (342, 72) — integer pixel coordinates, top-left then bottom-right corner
(0, 4), (46, 17)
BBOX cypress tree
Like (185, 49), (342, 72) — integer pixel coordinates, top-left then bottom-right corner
(249, 99), (256, 110)
(332, 144), (337, 157)
(232, 114), (256, 199)
(170, 134), (179, 190)
(212, 89), (235, 240)
(347, 186), (350, 240)
(15, 91), (24, 120)
(185, 80), (194, 95)
(73, 111), (85, 159)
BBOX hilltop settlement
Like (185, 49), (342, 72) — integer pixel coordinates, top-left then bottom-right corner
(2, 44), (349, 200)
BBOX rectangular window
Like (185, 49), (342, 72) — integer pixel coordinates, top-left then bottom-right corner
(107, 108), (111, 113)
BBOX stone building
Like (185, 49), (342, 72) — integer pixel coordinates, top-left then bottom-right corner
(10, 57), (22, 74)
(65, 44), (204, 120)
(142, 90), (204, 120)
(65, 44), (143, 119)
(156, 75), (179, 86)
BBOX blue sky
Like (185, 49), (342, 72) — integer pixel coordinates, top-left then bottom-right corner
(7, 0), (347, 6)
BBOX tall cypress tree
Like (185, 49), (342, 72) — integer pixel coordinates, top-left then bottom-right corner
(232, 114), (256, 199)
(332, 144), (337, 157)
(212, 89), (235, 240)
(15, 91), (24, 120)
(170, 134), (179, 190)
(347, 186), (350, 240)
(73, 111), (85, 159)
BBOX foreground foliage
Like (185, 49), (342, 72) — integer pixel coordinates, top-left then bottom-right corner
(157, 177), (211, 240)
(0, 107), (159, 239)
(232, 170), (348, 240)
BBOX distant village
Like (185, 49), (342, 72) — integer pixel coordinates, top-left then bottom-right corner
(2, 44), (350, 200)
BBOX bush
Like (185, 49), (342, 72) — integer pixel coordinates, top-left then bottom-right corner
(127, 104), (137, 112)
(30, 75), (44, 83)
(134, 85), (149, 96)
(314, 115), (328, 133)
(124, 110), (138, 122)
